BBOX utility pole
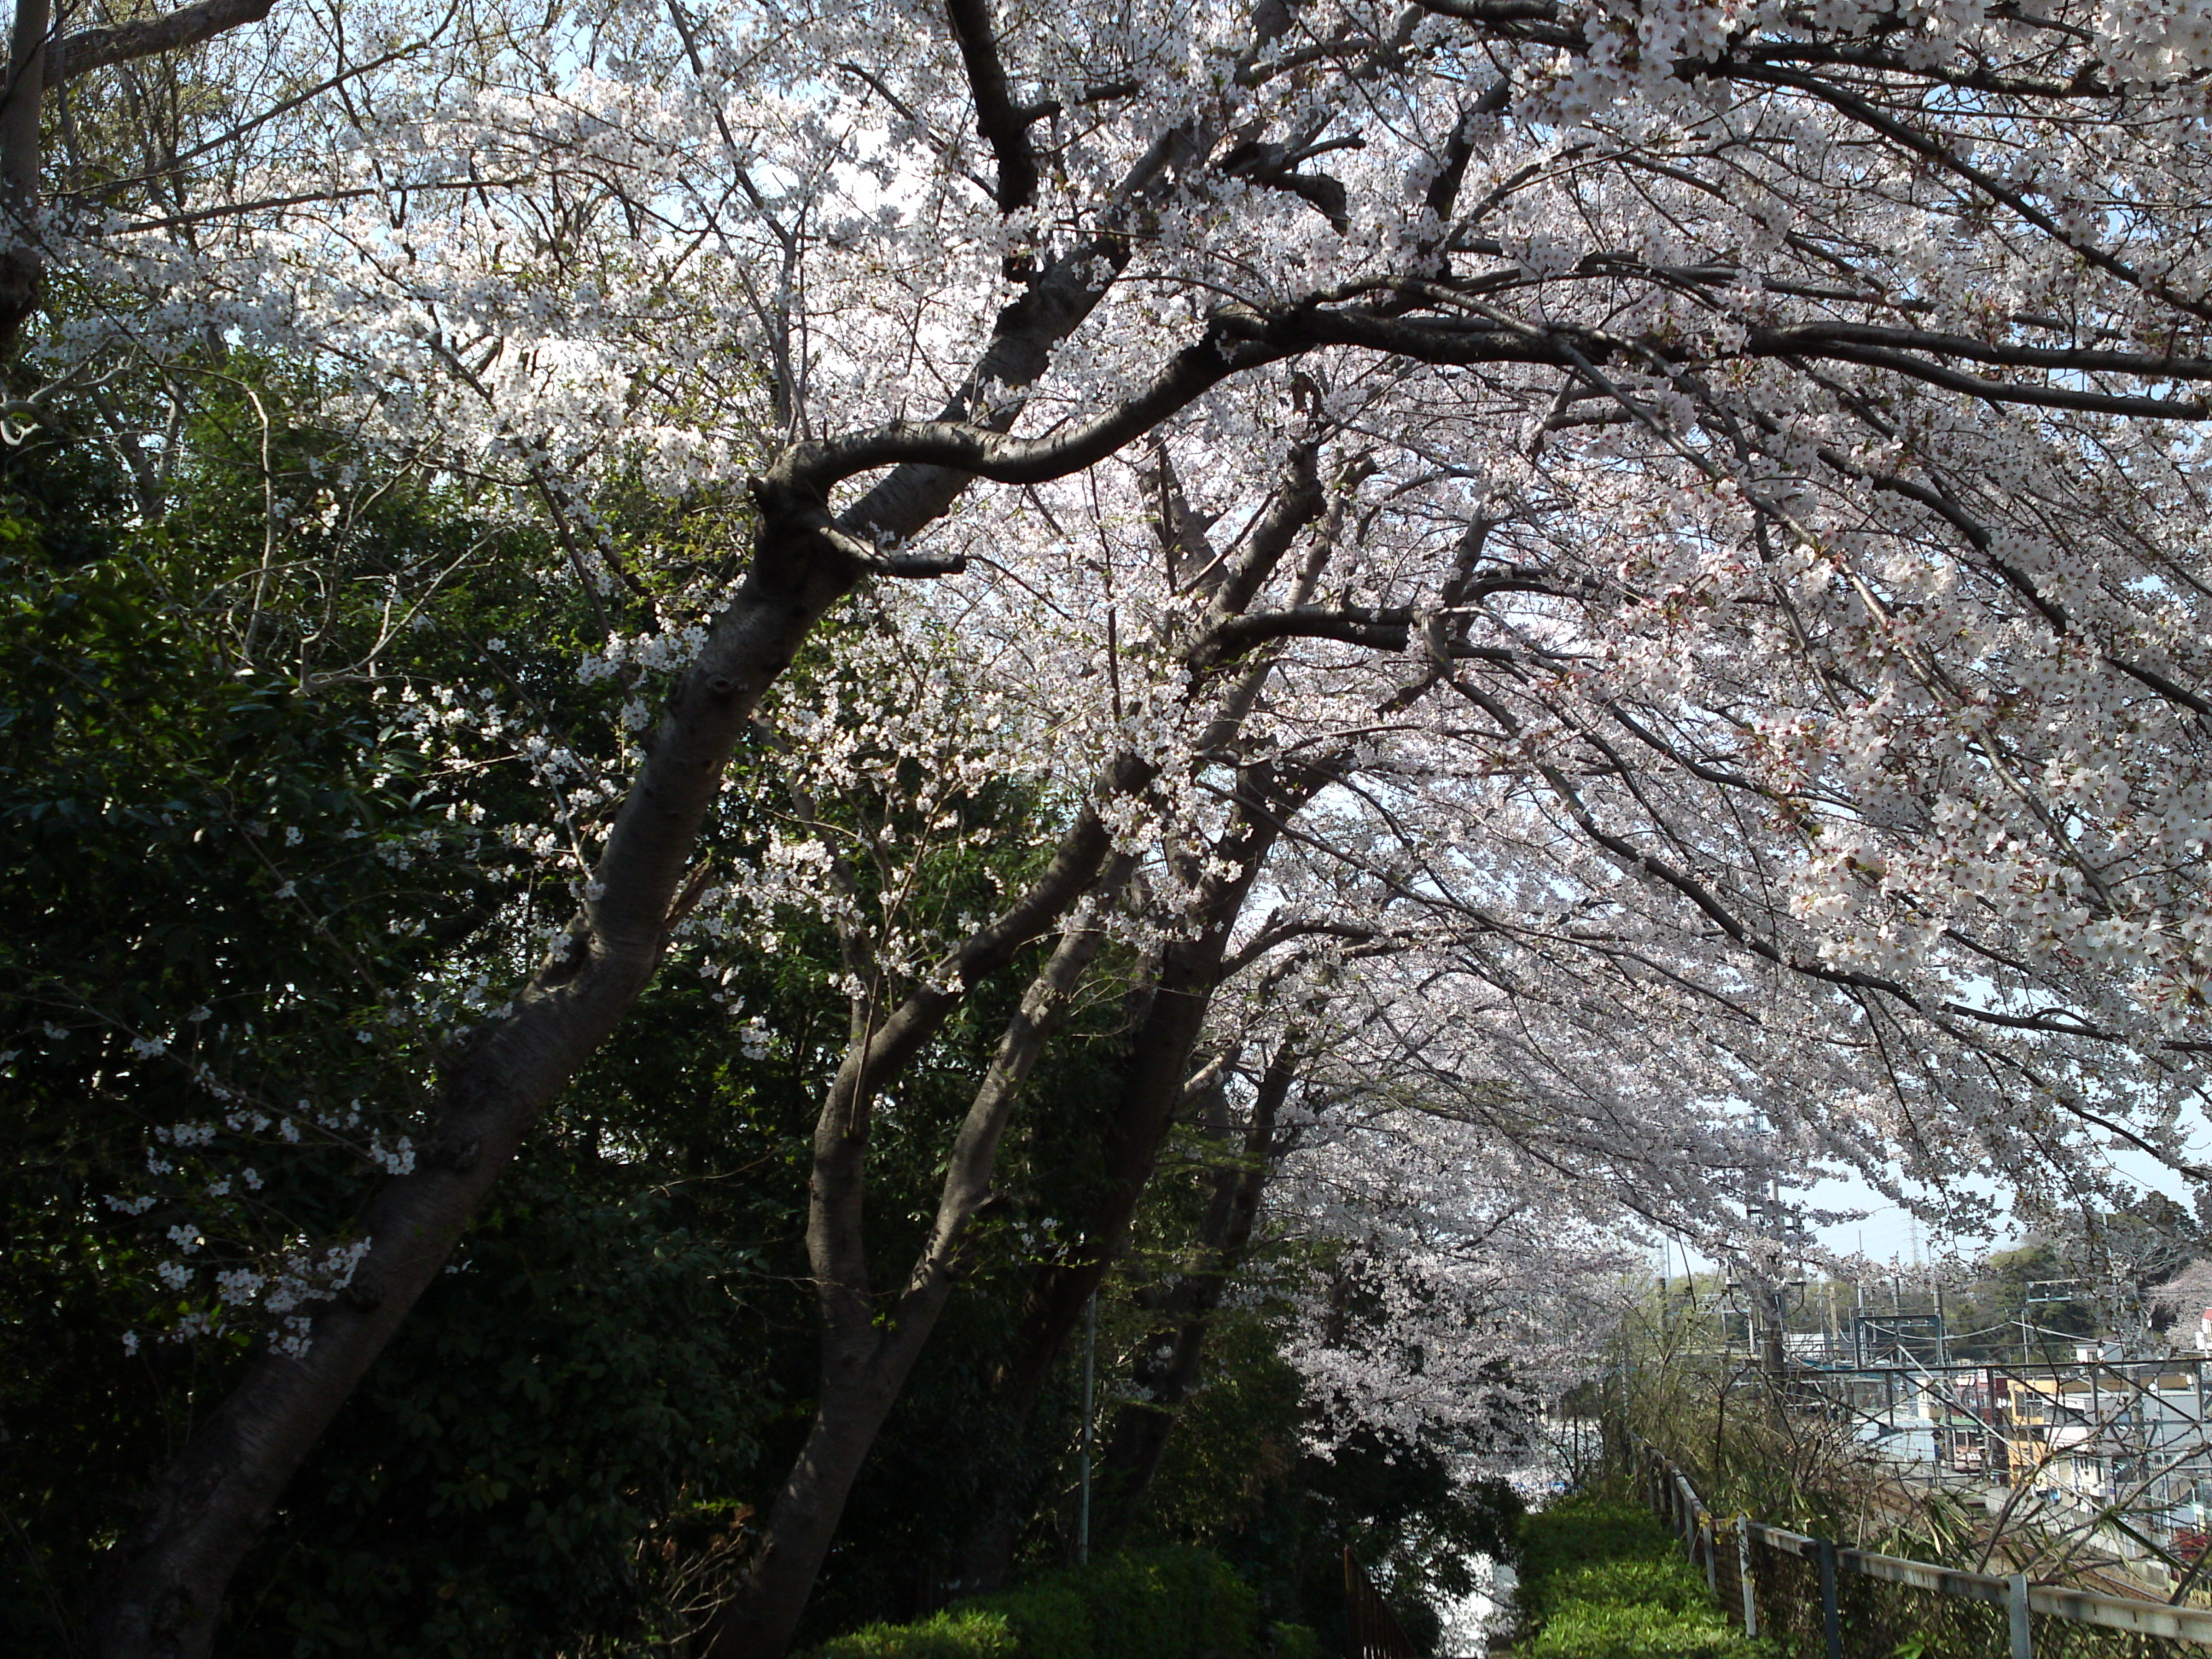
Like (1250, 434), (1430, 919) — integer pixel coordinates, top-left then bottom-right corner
(1762, 1278), (1788, 1389)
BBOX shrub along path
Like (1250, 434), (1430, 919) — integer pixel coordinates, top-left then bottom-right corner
(1507, 1498), (1773, 1659)
(806, 1545), (1319, 1659)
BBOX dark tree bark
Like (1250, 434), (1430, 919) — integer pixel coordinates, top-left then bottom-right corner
(1095, 1025), (1304, 1541)
(81, 229), (1156, 1657)
(0, 0), (53, 346)
(699, 853), (1137, 1659)
(701, 425), (1349, 1653)
(949, 758), (1331, 1591)
(89, 495), (872, 1659)
(75, 91), (1370, 1643)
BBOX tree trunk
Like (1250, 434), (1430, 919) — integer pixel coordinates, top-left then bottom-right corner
(85, 201), (1141, 1654)
(1097, 1027), (1300, 1540)
(950, 764), (1319, 1589)
(90, 533), (865, 1659)
(711, 1361), (917, 1659)
(0, 0), (49, 344)
(712, 425), (1348, 1639)
(702, 864), (1131, 1658)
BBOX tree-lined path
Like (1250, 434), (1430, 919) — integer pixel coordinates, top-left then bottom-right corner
(9, 0), (2212, 1651)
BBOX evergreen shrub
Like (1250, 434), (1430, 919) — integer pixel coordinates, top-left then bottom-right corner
(1522, 1557), (1717, 1624)
(1528, 1598), (1765, 1659)
(1515, 1497), (1773, 1659)
(810, 1545), (1309, 1659)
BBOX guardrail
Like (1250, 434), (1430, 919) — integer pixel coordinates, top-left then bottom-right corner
(1633, 1440), (2212, 1658)
(1342, 1546), (1417, 1659)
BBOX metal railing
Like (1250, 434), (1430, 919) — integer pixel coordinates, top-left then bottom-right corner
(1635, 1441), (2212, 1658)
(1343, 1546), (1418, 1659)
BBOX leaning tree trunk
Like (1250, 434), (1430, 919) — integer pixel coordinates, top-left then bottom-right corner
(86, 234), (1138, 1656)
(1095, 1027), (1301, 1540)
(719, 428), (1347, 1641)
(949, 765), (1313, 1590)
(701, 866), (1130, 1657)
(90, 515), (870, 1659)
(80, 64), (1335, 1634)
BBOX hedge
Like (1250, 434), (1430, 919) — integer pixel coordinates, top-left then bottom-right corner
(810, 1545), (1317, 1659)
(1514, 1497), (1773, 1659)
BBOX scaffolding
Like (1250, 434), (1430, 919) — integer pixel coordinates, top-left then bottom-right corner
(1789, 1352), (2212, 1592)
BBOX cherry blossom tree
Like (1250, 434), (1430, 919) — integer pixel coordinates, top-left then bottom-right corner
(29, 0), (2212, 1650)
(0, 0), (282, 339)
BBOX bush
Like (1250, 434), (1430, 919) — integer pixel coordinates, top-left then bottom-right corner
(1522, 1557), (1716, 1625)
(1512, 1498), (1773, 1659)
(1517, 1498), (1677, 1589)
(1528, 1599), (1766, 1659)
(812, 1546), (1260, 1659)
(812, 1606), (1021, 1658)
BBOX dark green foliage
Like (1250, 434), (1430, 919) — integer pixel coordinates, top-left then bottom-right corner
(0, 432), (535, 1647)
(1522, 1558), (1717, 1625)
(1528, 1601), (1770, 1659)
(1512, 1499), (1773, 1659)
(0, 395), (783, 1654)
(227, 1185), (770, 1659)
(1516, 1499), (1676, 1598)
(810, 1547), (1277, 1659)
(0, 365), (1508, 1659)
(806, 1607), (1019, 1659)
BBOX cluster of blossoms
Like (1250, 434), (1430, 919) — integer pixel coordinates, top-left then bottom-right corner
(122, 1236), (373, 1360)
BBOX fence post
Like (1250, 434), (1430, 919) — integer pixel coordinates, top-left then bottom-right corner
(2007, 1572), (2033, 1659)
(1818, 1538), (1842, 1659)
(1702, 1512), (1717, 1593)
(1738, 1519), (1758, 1639)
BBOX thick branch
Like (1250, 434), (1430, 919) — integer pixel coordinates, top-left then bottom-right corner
(789, 311), (1303, 503)
(91, 538), (869, 1659)
(1194, 604), (1521, 669)
(1097, 1027), (1301, 1538)
(0, 0), (48, 341)
(899, 858), (1138, 1321)
(943, 0), (1040, 213)
(828, 750), (1155, 1126)
(708, 863), (1132, 1659)
(51, 0), (276, 84)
